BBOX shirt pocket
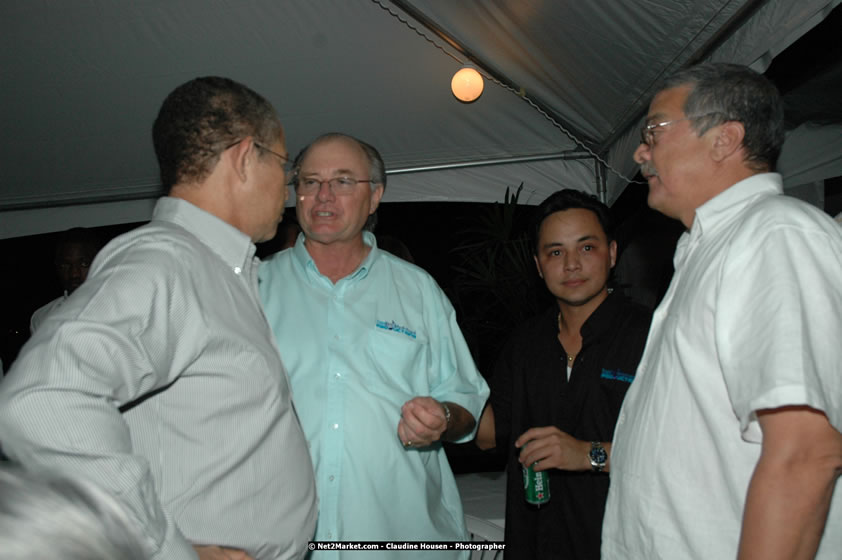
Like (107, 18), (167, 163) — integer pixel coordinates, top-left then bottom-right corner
(365, 328), (431, 398)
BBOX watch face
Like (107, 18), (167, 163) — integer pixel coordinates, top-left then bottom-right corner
(590, 445), (607, 465)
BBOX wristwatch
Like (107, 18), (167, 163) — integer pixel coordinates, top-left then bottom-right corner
(589, 441), (607, 472)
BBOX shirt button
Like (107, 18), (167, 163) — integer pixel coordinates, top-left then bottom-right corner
(332, 423), (339, 430)
(329, 475), (335, 482)
(335, 372), (341, 379)
(233, 266), (242, 275)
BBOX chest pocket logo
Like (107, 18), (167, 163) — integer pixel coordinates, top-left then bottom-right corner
(375, 319), (417, 339)
(600, 368), (634, 383)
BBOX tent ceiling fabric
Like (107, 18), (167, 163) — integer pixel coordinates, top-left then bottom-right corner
(1, 0), (839, 239)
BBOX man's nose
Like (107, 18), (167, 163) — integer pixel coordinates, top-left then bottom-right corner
(564, 253), (581, 270)
(315, 181), (335, 201)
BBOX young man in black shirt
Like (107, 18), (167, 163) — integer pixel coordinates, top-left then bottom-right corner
(476, 188), (652, 559)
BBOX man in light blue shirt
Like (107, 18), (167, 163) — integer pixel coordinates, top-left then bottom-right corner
(260, 133), (489, 557)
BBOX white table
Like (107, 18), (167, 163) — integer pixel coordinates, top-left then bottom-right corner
(456, 470), (506, 540)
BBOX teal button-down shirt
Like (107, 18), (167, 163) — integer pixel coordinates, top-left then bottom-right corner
(260, 233), (489, 557)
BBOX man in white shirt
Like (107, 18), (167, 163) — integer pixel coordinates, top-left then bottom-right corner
(0, 77), (317, 560)
(602, 63), (842, 560)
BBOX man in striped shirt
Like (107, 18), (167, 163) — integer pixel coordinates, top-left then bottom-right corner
(0, 77), (317, 560)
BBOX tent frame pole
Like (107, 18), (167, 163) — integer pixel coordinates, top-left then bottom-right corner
(388, 151), (592, 175)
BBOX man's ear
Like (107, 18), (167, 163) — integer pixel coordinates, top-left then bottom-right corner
(533, 254), (544, 279)
(711, 121), (745, 163)
(368, 184), (385, 215)
(609, 240), (617, 269)
(229, 137), (254, 183)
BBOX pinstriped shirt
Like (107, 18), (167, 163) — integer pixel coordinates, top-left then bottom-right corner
(0, 197), (317, 560)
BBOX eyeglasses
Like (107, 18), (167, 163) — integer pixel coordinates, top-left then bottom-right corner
(294, 176), (375, 196)
(224, 139), (292, 172)
(639, 112), (727, 146)
(254, 142), (292, 171)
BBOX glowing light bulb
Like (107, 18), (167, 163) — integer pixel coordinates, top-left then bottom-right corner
(451, 65), (484, 103)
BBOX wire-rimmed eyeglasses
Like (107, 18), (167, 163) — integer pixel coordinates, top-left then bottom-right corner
(639, 112), (728, 146)
(294, 176), (375, 196)
(224, 139), (293, 172)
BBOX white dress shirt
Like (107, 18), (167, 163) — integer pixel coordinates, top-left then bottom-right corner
(603, 174), (842, 559)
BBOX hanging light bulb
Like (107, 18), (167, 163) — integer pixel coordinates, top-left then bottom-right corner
(451, 65), (484, 103)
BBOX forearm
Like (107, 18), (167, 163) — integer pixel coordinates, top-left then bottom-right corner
(475, 404), (496, 450)
(738, 407), (842, 560)
(0, 388), (196, 559)
(441, 402), (476, 442)
(738, 453), (839, 559)
(0, 336), (196, 559)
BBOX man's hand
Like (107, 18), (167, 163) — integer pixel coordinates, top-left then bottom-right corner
(398, 397), (448, 448)
(515, 426), (592, 472)
(193, 545), (254, 560)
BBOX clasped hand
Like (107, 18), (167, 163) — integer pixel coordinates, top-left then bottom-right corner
(397, 396), (448, 448)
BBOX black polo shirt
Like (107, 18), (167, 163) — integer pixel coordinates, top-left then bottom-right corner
(491, 292), (651, 559)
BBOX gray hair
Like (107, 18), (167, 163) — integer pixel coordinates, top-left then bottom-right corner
(661, 63), (785, 171)
(291, 132), (386, 231)
(291, 132), (387, 191)
(0, 466), (146, 560)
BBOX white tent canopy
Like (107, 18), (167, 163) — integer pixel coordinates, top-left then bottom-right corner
(1, 0), (840, 240)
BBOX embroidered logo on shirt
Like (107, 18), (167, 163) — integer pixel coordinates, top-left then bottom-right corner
(600, 369), (634, 383)
(375, 319), (417, 339)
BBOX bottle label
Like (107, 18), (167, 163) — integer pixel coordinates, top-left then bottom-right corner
(523, 463), (550, 505)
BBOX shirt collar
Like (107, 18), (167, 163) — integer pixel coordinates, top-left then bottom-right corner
(293, 230), (380, 281)
(675, 173), (782, 269)
(548, 291), (624, 342)
(580, 291), (623, 341)
(691, 173), (783, 239)
(153, 196), (256, 272)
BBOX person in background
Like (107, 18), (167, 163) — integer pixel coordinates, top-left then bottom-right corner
(475, 188), (651, 559)
(256, 215), (301, 260)
(602, 63), (842, 560)
(0, 76), (317, 560)
(259, 132), (488, 557)
(278, 218), (302, 250)
(0, 465), (146, 560)
(30, 227), (102, 333)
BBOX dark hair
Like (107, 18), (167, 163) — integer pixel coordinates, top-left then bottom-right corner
(152, 76), (282, 191)
(291, 132), (386, 231)
(531, 189), (615, 253)
(661, 63), (784, 171)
